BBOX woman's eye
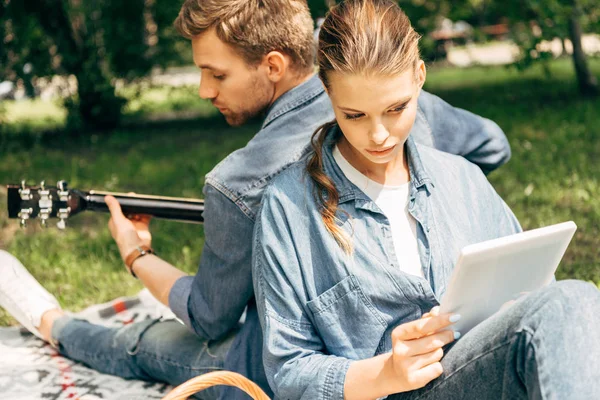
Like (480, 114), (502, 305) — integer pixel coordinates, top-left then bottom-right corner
(213, 74), (225, 81)
(390, 104), (408, 113)
(344, 113), (363, 120)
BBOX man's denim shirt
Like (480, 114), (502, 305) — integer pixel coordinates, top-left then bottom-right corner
(252, 127), (522, 400)
(167, 75), (512, 397)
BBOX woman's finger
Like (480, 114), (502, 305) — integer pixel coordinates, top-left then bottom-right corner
(395, 329), (457, 358)
(409, 361), (444, 389)
(411, 347), (444, 371)
(393, 313), (461, 341)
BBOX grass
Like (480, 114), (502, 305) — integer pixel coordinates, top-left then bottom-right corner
(0, 83), (216, 134)
(1, 57), (599, 326)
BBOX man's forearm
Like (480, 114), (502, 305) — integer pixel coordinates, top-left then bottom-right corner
(130, 254), (187, 307)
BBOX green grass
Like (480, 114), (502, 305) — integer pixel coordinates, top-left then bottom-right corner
(1, 58), (599, 326)
(0, 84), (216, 134)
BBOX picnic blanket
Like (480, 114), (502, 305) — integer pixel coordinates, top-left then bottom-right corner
(0, 289), (177, 399)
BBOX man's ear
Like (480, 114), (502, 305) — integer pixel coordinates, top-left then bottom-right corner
(262, 51), (289, 83)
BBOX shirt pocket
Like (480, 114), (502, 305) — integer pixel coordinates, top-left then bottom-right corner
(306, 274), (387, 360)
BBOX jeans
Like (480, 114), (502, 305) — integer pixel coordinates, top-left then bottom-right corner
(390, 280), (600, 400)
(51, 317), (238, 400)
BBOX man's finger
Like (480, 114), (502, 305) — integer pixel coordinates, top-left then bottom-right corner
(105, 196), (126, 223)
(136, 214), (152, 224)
(393, 313), (460, 341)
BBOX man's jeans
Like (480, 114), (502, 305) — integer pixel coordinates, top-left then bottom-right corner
(51, 317), (237, 400)
(390, 280), (600, 400)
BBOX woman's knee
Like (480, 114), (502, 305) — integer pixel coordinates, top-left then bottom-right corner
(544, 280), (598, 305)
(527, 280), (599, 325)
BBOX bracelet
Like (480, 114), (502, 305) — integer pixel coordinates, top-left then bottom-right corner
(124, 245), (154, 278)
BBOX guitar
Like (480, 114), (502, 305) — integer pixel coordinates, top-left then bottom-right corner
(6, 180), (205, 229)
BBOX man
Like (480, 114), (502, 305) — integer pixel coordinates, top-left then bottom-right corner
(0, 1), (511, 399)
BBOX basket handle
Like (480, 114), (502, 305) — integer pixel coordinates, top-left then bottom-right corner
(162, 370), (271, 400)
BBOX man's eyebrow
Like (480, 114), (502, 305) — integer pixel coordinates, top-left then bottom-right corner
(197, 63), (225, 72)
(337, 95), (412, 113)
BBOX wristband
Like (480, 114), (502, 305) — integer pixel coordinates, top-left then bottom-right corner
(124, 245), (154, 278)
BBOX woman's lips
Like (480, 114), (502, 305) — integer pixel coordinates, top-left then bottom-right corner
(366, 144), (396, 157)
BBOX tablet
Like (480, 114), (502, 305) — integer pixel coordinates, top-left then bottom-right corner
(439, 221), (577, 334)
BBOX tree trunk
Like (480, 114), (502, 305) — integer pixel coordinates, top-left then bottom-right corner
(23, 0), (124, 129)
(568, 3), (599, 97)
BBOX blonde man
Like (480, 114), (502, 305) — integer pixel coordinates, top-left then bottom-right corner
(0, 1), (511, 399)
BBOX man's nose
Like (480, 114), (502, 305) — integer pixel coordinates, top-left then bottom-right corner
(198, 76), (217, 100)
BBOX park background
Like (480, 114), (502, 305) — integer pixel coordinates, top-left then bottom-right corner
(0, 0), (599, 326)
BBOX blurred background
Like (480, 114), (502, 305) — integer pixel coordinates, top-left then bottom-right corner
(0, 0), (599, 326)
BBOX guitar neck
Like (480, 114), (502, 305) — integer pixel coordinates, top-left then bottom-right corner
(82, 190), (204, 223)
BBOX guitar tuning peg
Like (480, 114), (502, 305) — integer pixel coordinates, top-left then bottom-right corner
(57, 219), (66, 230)
(57, 180), (69, 202)
(18, 208), (32, 228)
(40, 180), (46, 190)
(19, 180), (32, 201)
(40, 219), (48, 228)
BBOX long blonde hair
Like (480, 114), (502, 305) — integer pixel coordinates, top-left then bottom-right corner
(307, 0), (421, 253)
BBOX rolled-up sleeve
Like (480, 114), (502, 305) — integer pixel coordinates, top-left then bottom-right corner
(168, 183), (255, 340)
(418, 90), (511, 175)
(253, 186), (353, 400)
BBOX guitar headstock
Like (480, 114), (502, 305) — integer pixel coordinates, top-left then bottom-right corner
(7, 180), (84, 229)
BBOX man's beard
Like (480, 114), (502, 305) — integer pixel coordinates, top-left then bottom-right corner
(222, 75), (274, 127)
(223, 106), (266, 127)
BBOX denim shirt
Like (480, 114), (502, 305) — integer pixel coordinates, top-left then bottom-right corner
(252, 126), (522, 400)
(167, 75), (512, 398)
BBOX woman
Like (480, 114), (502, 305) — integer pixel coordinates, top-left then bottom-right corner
(252, 1), (600, 399)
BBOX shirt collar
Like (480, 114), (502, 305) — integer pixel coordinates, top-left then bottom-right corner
(262, 74), (325, 129)
(321, 124), (435, 206)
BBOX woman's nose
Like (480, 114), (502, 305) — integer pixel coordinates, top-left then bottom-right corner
(369, 123), (390, 145)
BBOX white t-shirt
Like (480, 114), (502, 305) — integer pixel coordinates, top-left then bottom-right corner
(333, 145), (423, 278)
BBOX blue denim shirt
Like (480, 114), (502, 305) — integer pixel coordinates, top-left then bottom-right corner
(252, 126), (522, 400)
(168, 75), (512, 398)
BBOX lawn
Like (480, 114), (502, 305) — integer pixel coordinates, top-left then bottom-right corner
(1, 57), (599, 326)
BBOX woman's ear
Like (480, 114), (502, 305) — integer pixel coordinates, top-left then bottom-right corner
(416, 60), (426, 90)
(321, 80), (329, 95)
(263, 51), (289, 83)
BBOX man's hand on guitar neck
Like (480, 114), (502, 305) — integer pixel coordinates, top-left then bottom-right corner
(105, 195), (187, 307)
(105, 195), (152, 260)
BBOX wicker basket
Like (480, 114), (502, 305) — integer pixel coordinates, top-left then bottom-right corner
(162, 371), (270, 400)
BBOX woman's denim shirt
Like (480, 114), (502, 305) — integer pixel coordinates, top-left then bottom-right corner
(252, 126), (522, 400)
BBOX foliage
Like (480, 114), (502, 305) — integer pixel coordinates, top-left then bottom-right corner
(0, 0), (188, 131)
(503, 0), (599, 96)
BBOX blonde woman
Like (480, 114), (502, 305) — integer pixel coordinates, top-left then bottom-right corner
(252, 1), (600, 399)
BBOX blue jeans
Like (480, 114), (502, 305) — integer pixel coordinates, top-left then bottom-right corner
(390, 280), (600, 400)
(51, 317), (238, 400)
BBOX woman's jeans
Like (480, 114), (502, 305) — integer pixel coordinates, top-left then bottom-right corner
(51, 317), (237, 400)
(391, 280), (600, 400)
(52, 280), (599, 400)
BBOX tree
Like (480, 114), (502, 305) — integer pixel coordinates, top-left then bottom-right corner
(505, 0), (598, 97)
(0, 0), (187, 131)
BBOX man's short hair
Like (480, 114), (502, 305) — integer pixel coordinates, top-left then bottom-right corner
(175, 0), (316, 74)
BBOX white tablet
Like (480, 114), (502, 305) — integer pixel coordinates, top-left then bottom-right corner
(439, 221), (577, 334)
